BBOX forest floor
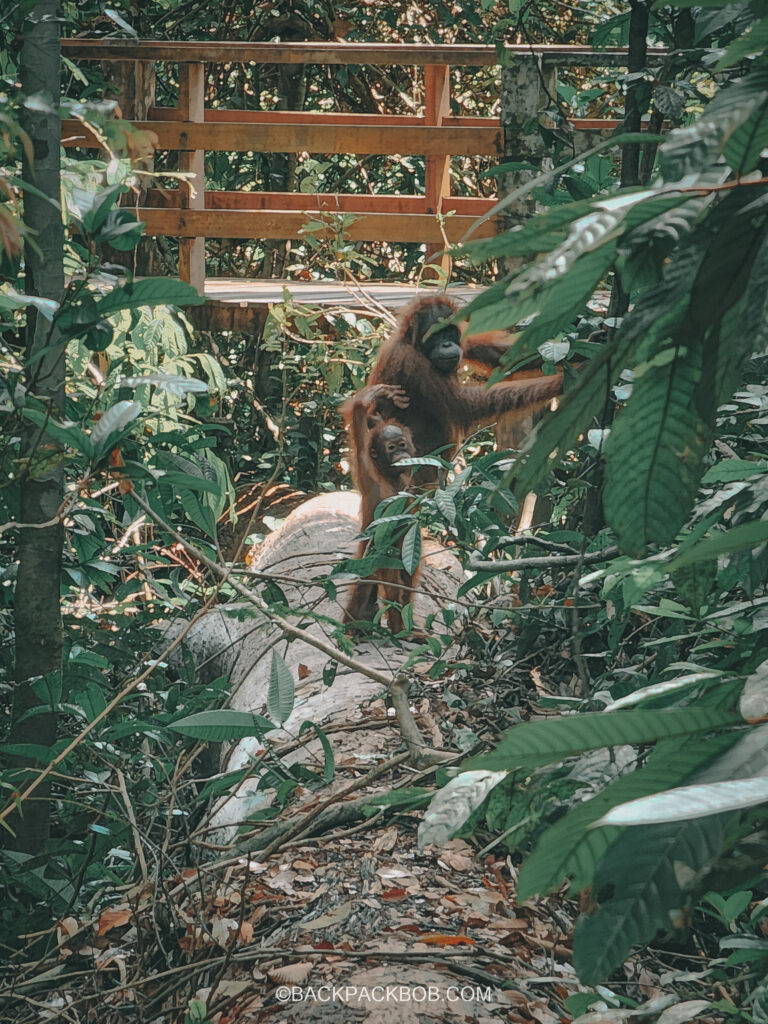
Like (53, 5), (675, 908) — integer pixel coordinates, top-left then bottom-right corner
(16, 656), (722, 1024)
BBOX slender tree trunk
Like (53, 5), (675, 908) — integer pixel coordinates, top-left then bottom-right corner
(583, 0), (649, 537)
(8, 0), (65, 853)
(608, 0), (650, 319)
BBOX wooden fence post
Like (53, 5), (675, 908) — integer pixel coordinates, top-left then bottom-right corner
(178, 62), (205, 294)
(423, 64), (452, 276)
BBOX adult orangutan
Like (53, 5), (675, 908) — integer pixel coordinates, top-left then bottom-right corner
(365, 294), (564, 486)
(340, 296), (564, 633)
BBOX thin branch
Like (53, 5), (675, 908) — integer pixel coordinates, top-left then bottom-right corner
(129, 490), (394, 688)
(468, 545), (620, 572)
(496, 533), (579, 554)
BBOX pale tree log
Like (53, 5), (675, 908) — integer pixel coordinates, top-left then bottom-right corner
(9, 0), (65, 852)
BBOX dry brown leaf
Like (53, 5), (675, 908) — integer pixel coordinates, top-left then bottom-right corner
(372, 826), (398, 853)
(57, 916), (80, 939)
(210, 917), (238, 946)
(298, 663), (310, 679)
(301, 902), (353, 931)
(268, 869), (297, 894)
(268, 961), (313, 986)
(97, 907), (132, 936)
(381, 888), (408, 901)
(438, 850), (474, 871)
(418, 933), (476, 947)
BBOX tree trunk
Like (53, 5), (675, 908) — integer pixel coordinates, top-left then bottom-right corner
(101, 60), (157, 275)
(9, 0), (65, 853)
(607, 0), (650, 318)
(582, 0), (649, 538)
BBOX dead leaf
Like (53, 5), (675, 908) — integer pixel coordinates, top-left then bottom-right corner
(268, 869), (297, 894)
(372, 827), (398, 853)
(211, 917), (239, 946)
(298, 663), (310, 680)
(301, 902), (353, 931)
(57, 917), (80, 940)
(97, 907), (132, 936)
(268, 961), (313, 986)
(381, 888), (407, 901)
(438, 850), (474, 871)
(418, 934), (476, 947)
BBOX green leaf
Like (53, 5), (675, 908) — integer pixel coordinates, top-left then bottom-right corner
(268, 651), (295, 726)
(669, 520), (768, 571)
(401, 523), (422, 576)
(463, 707), (740, 773)
(21, 407), (94, 458)
(740, 229), (768, 357)
(0, 286), (59, 320)
(515, 242), (619, 351)
(723, 101), (768, 173)
(716, 15), (768, 69)
(573, 815), (727, 984)
(603, 345), (709, 554)
(464, 133), (662, 242)
(672, 559), (717, 613)
(299, 721), (336, 782)
(96, 278), (204, 317)
(597, 776), (768, 826)
(434, 488), (457, 524)
(659, 66), (768, 180)
(514, 241), (703, 497)
(517, 734), (736, 900)
(169, 710), (273, 741)
(90, 399), (141, 459)
(702, 460), (767, 483)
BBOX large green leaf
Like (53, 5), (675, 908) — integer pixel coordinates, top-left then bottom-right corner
(463, 707), (740, 773)
(401, 522), (422, 576)
(517, 734), (737, 900)
(669, 519), (768, 570)
(459, 200), (595, 264)
(96, 278), (204, 317)
(512, 242), (619, 352)
(659, 65), (768, 180)
(268, 651), (295, 726)
(573, 814), (727, 984)
(723, 101), (768, 172)
(169, 710), (273, 741)
(715, 15), (768, 69)
(739, 229), (768, 357)
(599, 776), (768, 826)
(603, 345), (709, 554)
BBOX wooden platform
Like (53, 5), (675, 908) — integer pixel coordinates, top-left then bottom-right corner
(189, 278), (486, 331)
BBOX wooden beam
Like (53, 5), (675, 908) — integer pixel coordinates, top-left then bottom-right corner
(177, 63), (205, 294)
(149, 107), (427, 126)
(424, 64), (453, 274)
(133, 208), (497, 243)
(61, 120), (503, 156)
(61, 39), (669, 67)
(147, 107), (625, 133)
(142, 190), (498, 216)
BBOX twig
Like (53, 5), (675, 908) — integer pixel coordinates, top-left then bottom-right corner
(496, 533), (578, 554)
(390, 672), (454, 767)
(130, 490), (395, 688)
(468, 545), (620, 572)
(115, 768), (148, 882)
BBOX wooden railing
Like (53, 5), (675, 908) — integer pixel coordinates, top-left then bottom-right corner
(61, 41), (668, 293)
